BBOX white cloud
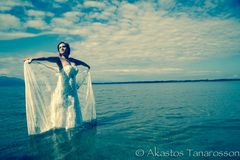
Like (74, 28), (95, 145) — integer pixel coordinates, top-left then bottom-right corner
(27, 10), (44, 17)
(87, 5), (117, 21)
(50, 11), (83, 29)
(51, 18), (72, 28)
(54, 0), (68, 3)
(63, 11), (82, 22)
(0, 56), (24, 78)
(98, 67), (183, 74)
(0, 32), (37, 40)
(0, 68), (10, 75)
(185, 70), (222, 76)
(26, 9), (54, 17)
(119, 2), (140, 18)
(233, 74), (240, 78)
(157, 0), (176, 10)
(25, 10), (53, 30)
(83, 1), (105, 9)
(0, 14), (22, 31)
(0, 52), (56, 78)
(26, 19), (49, 30)
(0, 0), (32, 11)
(51, 27), (90, 37)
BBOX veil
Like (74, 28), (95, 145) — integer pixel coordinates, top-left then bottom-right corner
(24, 61), (96, 135)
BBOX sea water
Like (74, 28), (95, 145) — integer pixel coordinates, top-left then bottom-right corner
(0, 81), (240, 159)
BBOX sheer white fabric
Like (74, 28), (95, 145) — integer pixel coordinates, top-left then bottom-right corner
(24, 61), (96, 135)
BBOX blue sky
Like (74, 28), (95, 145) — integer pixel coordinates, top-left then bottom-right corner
(0, 0), (240, 82)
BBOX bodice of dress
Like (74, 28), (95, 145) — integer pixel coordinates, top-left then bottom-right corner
(62, 65), (78, 78)
(58, 65), (79, 96)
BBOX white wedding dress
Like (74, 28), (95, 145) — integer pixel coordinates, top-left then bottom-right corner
(24, 61), (96, 135)
(51, 65), (82, 129)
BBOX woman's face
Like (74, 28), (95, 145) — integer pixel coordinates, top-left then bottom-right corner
(58, 43), (67, 55)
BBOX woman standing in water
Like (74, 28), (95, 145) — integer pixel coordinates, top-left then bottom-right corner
(24, 42), (93, 133)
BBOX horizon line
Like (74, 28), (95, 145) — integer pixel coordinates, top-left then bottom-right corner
(0, 75), (240, 85)
(93, 78), (240, 85)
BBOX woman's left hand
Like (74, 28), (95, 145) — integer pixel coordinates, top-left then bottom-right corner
(23, 57), (32, 63)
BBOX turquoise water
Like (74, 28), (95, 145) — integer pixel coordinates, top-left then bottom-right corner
(0, 81), (240, 159)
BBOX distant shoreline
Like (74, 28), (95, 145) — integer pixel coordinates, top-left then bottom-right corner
(93, 78), (240, 85)
(0, 76), (240, 86)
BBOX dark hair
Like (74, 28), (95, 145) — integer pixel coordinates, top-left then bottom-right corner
(57, 41), (71, 58)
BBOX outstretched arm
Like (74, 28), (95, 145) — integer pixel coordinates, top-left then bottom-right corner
(24, 57), (59, 63)
(69, 58), (90, 69)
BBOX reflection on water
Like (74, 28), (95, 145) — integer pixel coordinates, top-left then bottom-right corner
(29, 127), (97, 159)
(97, 111), (134, 126)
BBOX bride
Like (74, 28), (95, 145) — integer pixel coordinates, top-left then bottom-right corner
(24, 42), (96, 135)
